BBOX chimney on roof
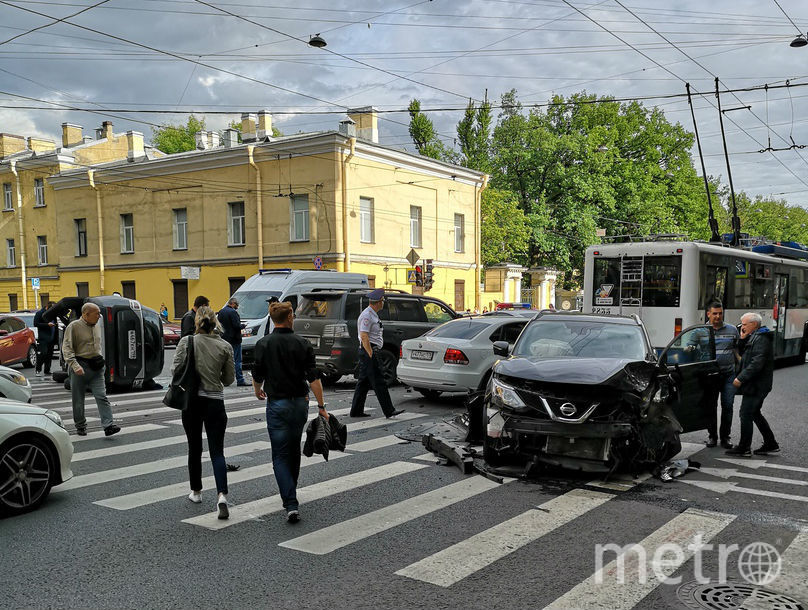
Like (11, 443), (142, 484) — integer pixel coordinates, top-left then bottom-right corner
(347, 106), (378, 143)
(338, 118), (356, 139)
(208, 131), (220, 148)
(0, 133), (27, 158)
(126, 131), (145, 161)
(222, 128), (239, 148)
(101, 121), (113, 140)
(61, 123), (83, 148)
(27, 137), (56, 153)
(241, 113), (257, 142)
(195, 130), (209, 150)
(256, 110), (272, 140)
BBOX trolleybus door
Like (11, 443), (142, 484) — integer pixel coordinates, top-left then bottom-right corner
(774, 273), (789, 357)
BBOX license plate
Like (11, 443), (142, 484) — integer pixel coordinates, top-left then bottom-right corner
(302, 335), (320, 348)
(410, 350), (433, 361)
(128, 330), (137, 359)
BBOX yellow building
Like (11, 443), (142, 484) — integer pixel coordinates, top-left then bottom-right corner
(2, 109), (490, 317)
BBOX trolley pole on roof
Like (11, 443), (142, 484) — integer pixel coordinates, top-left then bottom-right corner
(687, 83), (722, 243)
(715, 77), (742, 247)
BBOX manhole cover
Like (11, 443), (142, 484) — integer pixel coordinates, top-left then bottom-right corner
(676, 580), (806, 610)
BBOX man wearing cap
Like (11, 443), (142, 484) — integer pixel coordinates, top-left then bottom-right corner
(350, 289), (404, 419)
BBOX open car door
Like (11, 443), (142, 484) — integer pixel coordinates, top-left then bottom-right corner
(659, 325), (720, 433)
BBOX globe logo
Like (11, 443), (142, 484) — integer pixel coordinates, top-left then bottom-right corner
(737, 542), (781, 586)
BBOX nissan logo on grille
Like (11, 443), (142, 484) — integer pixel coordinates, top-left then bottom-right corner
(559, 403), (577, 417)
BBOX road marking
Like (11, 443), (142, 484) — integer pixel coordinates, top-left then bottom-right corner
(347, 435), (407, 452)
(54, 440), (269, 492)
(396, 488), (613, 587)
(543, 508), (736, 610)
(183, 461), (428, 531)
(32, 388), (167, 406)
(698, 466), (808, 487)
(95, 453), (352, 510)
(280, 476), (504, 555)
(586, 442), (705, 491)
(680, 479), (808, 502)
(411, 453), (439, 462)
(753, 527), (808, 606)
(717, 457), (808, 475)
(164, 400), (324, 425)
(70, 423), (167, 443)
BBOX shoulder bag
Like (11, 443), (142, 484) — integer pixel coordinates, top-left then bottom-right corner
(163, 336), (197, 411)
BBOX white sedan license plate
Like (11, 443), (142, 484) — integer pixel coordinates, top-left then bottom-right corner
(410, 350), (433, 361)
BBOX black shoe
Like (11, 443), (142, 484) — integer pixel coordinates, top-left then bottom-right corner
(753, 444), (780, 455)
(104, 424), (121, 437)
(75, 427), (87, 437)
(350, 413), (372, 418)
(237, 381), (250, 387)
(706, 437), (717, 448)
(386, 409), (405, 419)
(287, 510), (300, 524)
(720, 439), (733, 449)
(725, 446), (752, 457)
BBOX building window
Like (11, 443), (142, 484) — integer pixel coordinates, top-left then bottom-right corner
(410, 206), (422, 248)
(121, 281), (136, 300)
(8, 294), (17, 311)
(173, 208), (187, 250)
(289, 195), (309, 242)
(37, 236), (47, 265)
(359, 197), (374, 243)
(120, 213), (134, 253)
(2, 183), (11, 211)
(228, 277), (245, 297)
(6, 239), (15, 267)
(76, 282), (89, 298)
(454, 213), (465, 253)
(34, 178), (45, 207)
(227, 201), (245, 246)
(75, 218), (87, 257)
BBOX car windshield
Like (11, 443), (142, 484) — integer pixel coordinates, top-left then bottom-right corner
(297, 296), (342, 319)
(15, 314), (34, 326)
(426, 319), (489, 339)
(513, 320), (647, 360)
(231, 290), (282, 320)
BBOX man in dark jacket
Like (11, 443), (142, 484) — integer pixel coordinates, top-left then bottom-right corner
(218, 297), (248, 386)
(727, 312), (780, 457)
(181, 295), (209, 338)
(33, 300), (57, 376)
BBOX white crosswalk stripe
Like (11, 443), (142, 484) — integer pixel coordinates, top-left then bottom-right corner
(746, 527), (808, 607)
(70, 423), (167, 443)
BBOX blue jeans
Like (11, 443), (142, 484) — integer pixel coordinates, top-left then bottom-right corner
(706, 371), (736, 441)
(70, 366), (114, 429)
(233, 343), (245, 384)
(267, 397), (308, 511)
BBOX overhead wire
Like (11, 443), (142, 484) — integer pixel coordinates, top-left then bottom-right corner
(0, 0), (110, 47)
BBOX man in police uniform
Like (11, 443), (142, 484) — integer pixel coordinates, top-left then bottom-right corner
(349, 289), (404, 419)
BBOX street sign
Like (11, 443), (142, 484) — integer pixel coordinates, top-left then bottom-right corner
(314, 256), (323, 270)
(180, 266), (200, 280)
(406, 268), (417, 284)
(30, 277), (40, 290)
(406, 248), (420, 267)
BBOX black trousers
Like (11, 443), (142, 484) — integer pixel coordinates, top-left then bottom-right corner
(350, 348), (395, 417)
(737, 392), (777, 450)
(36, 340), (56, 373)
(181, 396), (228, 494)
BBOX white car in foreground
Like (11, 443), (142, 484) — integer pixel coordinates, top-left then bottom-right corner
(0, 400), (73, 517)
(397, 312), (534, 398)
(0, 365), (32, 403)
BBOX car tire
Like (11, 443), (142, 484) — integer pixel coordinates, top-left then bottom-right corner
(24, 345), (37, 369)
(0, 435), (55, 517)
(416, 388), (442, 400)
(376, 349), (398, 387)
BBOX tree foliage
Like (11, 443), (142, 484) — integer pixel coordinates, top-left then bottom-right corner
(481, 188), (529, 267)
(151, 115), (205, 154)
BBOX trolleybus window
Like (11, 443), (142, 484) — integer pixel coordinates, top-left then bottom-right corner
(592, 258), (620, 306)
(702, 265), (728, 309)
(733, 261), (773, 309)
(642, 256), (681, 307)
(797, 269), (808, 307)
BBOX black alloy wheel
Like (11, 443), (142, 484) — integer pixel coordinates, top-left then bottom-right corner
(376, 349), (398, 387)
(0, 436), (55, 517)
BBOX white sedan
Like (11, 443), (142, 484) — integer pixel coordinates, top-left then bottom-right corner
(397, 312), (533, 398)
(0, 399), (73, 517)
(0, 365), (32, 403)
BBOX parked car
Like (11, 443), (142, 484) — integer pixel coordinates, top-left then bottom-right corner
(162, 322), (181, 347)
(397, 313), (532, 398)
(8, 311), (37, 340)
(294, 289), (459, 385)
(483, 311), (719, 472)
(0, 398), (73, 516)
(0, 315), (37, 369)
(0, 366), (32, 403)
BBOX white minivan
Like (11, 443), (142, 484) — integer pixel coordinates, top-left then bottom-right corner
(236, 269), (369, 368)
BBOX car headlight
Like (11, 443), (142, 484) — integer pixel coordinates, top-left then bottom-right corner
(491, 377), (526, 410)
(44, 409), (64, 428)
(0, 372), (28, 386)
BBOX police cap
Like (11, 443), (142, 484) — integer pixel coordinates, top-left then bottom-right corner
(367, 288), (385, 302)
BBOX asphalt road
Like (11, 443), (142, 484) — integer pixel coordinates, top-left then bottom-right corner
(2, 350), (806, 610)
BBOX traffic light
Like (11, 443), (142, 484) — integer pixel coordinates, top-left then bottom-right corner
(424, 259), (434, 291)
(414, 264), (423, 286)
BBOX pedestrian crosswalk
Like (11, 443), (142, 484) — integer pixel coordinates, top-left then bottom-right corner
(31, 380), (808, 608)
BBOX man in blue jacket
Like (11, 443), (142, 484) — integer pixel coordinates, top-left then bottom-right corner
(726, 312), (780, 457)
(33, 300), (57, 377)
(218, 298), (248, 386)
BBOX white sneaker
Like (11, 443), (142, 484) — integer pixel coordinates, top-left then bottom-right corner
(187, 491), (202, 504)
(35, 371), (43, 378)
(217, 493), (229, 520)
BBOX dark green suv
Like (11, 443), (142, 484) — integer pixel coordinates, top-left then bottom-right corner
(293, 289), (458, 384)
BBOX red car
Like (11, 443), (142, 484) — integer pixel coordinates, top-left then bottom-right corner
(162, 322), (181, 347)
(0, 315), (37, 368)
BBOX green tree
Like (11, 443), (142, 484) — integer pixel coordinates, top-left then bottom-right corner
(407, 99), (450, 160)
(456, 95), (492, 172)
(480, 188), (530, 267)
(227, 119), (284, 140)
(151, 115), (205, 154)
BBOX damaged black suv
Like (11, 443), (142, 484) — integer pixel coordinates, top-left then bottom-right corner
(483, 312), (719, 473)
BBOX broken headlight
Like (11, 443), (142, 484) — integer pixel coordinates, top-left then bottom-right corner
(490, 377), (527, 412)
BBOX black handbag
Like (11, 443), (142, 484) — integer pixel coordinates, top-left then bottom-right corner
(163, 336), (197, 411)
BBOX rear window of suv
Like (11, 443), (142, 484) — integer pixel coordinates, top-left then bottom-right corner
(426, 319), (489, 339)
(297, 295), (342, 319)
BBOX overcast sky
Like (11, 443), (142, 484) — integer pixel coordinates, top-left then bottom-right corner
(3, 0), (808, 208)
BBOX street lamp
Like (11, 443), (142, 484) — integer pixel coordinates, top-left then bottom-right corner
(790, 33), (807, 47)
(309, 34), (327, 48)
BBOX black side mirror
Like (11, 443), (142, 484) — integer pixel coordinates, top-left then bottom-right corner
(0, 330), (8, 336)
(493, 340), (510, 357)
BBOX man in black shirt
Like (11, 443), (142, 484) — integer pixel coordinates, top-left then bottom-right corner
(252, 301), (328, 523)
(181, 295), (209, 338)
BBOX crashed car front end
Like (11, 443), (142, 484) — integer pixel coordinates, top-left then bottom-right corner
(484, 358), (682, 473)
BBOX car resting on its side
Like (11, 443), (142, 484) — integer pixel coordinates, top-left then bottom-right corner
(483, 312), (719, 473)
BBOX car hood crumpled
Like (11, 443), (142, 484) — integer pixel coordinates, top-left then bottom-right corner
(496, 357), (651, 385)
(0, 398), (48, 416)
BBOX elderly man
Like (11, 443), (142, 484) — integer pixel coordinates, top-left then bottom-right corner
(62, 303), (120, 437)
(726, 312), (780, 457)
(349, 288), (404, 419)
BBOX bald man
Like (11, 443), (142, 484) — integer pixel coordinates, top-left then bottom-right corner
(62, 302), (120, 437)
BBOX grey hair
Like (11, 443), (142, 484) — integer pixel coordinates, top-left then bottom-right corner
(81, 302), (100, 314)
(741, 312), (763, 326)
